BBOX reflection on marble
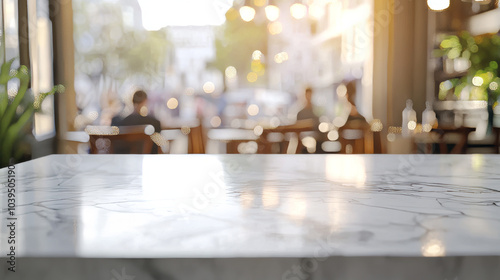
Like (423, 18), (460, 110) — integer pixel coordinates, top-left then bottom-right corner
(1, 154), (500, 278)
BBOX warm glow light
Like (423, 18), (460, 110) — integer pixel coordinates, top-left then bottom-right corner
(427, 0), (450, 11)
(370, 119), (383, 132)
(225, 66), (237, 78)
(490, 82), (499, 91)
(203, 81), (215, 93)
(253, 125), (264, 136)
(265, 5), (280, 21)
(251, 61), (264, 72)
(318, 122), (330, 133)
(247, 72), (258, 82)
(268, 21), (283, 35)
(274, 52), (289, 63)
(336, 84), (347, 97)
(210, 116), (222, 127)
(408, 120), (417, 130)
(167, 98), (179, 109)
(252, 50), (263, 61)
(308, 3), (324, 19)
(325, 156), (366, 187)
(290, 3), (307, 19)
(327, 130), (339, 141)
(247, 104), (259, 116)
(422, 239), (446, 257)
(240, 6), (256, 22)
(302, 136), (316, 153)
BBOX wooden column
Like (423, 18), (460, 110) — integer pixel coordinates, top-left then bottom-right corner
(374, 0), (429, 127)
(49, 0), (77, 153)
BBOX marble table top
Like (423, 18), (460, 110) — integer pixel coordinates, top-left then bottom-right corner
(1, 154), (500, 258)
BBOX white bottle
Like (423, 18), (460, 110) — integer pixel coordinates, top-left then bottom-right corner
(402, 99), (417, 137)
(422, 101), (436, 132)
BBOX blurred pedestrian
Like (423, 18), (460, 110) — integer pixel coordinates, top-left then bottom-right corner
(112, 90), (161, 132)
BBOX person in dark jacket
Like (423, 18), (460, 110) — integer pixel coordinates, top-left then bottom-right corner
(112, 90), (161, 132)
(112, 90), (161, 153)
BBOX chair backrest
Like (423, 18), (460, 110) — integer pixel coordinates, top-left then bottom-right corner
(260, 119), (315, 154)
(188, 124), (205, 154)
(85, 125), (155, 154)
(338, 119), (371, 154)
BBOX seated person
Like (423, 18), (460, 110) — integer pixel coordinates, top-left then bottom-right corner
(296, 87), (323, 153)
(112, 90), (161, 153)
(344, 80), (368, 127)
(339, 80), (370, 154)
(112, 90), (161, 131)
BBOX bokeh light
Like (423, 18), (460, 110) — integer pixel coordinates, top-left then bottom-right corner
(253, 125), (264, 136)
(427, 0), (450, 11)
(225, 66), (237, 78)
(318, 122), (330, 133)
(265, 5), (280, 21)
(240, 6), (256, 22)
(327, 130), (339, 141)
(290, 3), (307, 19)
(274, 52), (289, 63)
(370, 119), (383, 132)
(472, 76), (484, 87)
(210, 116), (222, 127)
(336, 84), (347, 97)
(268, 21), (283, 35)
(203, 81), (215, 93)
(167, 98), (179, 109)
(252, 50), (263, 60)
(407, 121), (417, 131)
(247, 72), (258, 82)
(247, 104), (260, 116)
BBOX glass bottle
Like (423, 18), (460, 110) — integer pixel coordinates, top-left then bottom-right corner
(422, 101), (436, 132)
(402, 99), (417, 137)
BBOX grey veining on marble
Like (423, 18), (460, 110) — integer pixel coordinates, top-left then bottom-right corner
(1, 154), (500, 259)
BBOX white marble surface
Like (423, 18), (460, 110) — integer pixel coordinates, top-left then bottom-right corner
(1, 154), (500, 259)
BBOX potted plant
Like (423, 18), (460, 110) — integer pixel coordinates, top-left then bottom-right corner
(0, 58), (64, 167)
(436, 31), (500, 130)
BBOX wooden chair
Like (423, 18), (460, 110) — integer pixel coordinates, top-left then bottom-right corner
(85, 125), (165, 154)
(258, 119), (315, 154)
(163, 119), (205, 154)
(338, 119), (372, 154)
(188, 124), (206, 154)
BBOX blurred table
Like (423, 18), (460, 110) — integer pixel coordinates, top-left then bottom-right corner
(431, 126), (475, 154)
(388, 126), (476, 154)
(207, 128), (259, 153)
(1, 154), (500, 279)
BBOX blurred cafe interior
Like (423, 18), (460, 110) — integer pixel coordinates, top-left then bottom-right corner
(2, 1), (500, 279)
(0, 0), (500, 163)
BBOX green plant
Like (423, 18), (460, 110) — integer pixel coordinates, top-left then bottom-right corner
(435, 31), (500, 101)
(0, 59), (64, 167)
